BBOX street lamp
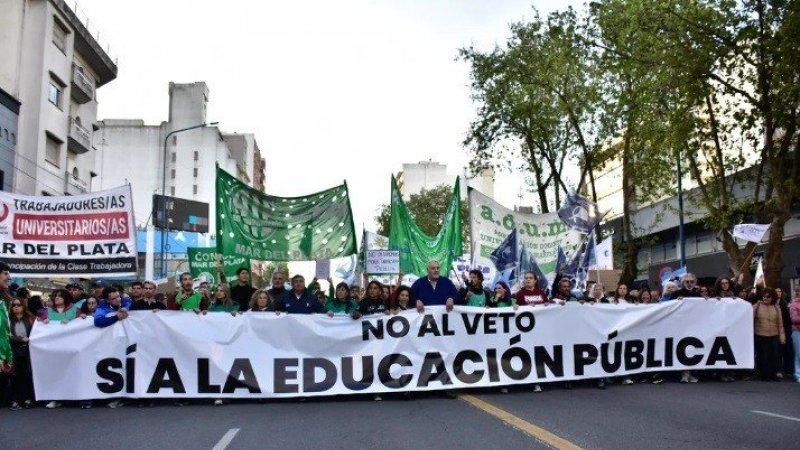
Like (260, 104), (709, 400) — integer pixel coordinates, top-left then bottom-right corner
(159, 122), (218, 278)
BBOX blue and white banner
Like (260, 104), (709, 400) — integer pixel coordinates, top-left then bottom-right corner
(31, 299), (753, 400)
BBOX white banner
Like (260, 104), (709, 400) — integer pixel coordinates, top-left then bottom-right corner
(732, 223), (770, 243)
(594, 237), (614, 270)
(0, 185), (137, 277)
(366, 250), (400, 274)
(469, 189), (582, 279)
(31, 299), (753, 400)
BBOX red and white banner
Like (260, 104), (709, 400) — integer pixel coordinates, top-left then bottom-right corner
(0, 185), (137, 277)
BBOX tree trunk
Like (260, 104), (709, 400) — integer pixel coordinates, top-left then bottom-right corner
(719, 230), (755, 288)
(618, 130), (639, 287)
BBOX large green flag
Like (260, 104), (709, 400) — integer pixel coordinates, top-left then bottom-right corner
(388, 175), (463, 276)
(216, 166), (357, 261)
(187, 247), (249, 285)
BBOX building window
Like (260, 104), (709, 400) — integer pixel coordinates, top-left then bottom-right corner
(170, 169), (176, 179)
(10, 133), (15, 144)
(193, 168), (198, 178)
(52, 17), (68, 53)
(72, 167), (79, 180)
(170, 187), (175, 196)
(45, 133), (61, 167)
(0, 170), (4, 191)
(193, 151), (199, 161)
(172, 136), (177, 145)
(48, 81), (63, 109)
(171, 152), (176, 163)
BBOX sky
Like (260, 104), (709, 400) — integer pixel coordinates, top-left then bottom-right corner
(76, 0), (577, 232)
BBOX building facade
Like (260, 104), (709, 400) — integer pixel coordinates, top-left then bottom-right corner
(0, 0), (117, 195)
(95, 81), (265, 278)
(397, 160), (494, 201)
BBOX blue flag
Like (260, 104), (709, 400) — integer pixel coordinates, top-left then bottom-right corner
(573, 234), (596, 290)
(558, 192), (601, 233)
(562, 244), (582, 277)
(556, 245), (567, 273)
(520, 245), (549, 292)
(490, 228), (518, 272)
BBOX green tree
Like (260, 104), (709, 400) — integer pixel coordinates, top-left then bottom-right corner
(375, 184), (470, 252)
(592, 0), (800, 286)
(460, 8), (604, 213)
(261, 262), (289, 285)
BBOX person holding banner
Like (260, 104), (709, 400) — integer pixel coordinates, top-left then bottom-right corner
(274, 275), (323, 314)
(487, 281), (514, 308)
(670, 273), (700, 299)
(515, 272), (550, 307)
(553, 278), (578, 304)
(410, 260), (460, 313)
(460, 269), (491, 307)
(325, 282), (358, 316)
(352, 281), (387, 320)
(387, 286), (413, 313)
(207, 284), (240, 314)
(248, 289), (272, 312)
(266, 271), (288, 309)
(8, 296), (35, 410)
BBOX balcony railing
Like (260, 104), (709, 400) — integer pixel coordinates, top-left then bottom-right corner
(67, 118), (91, 154)
(70, 64), (94, 104)
(64, 171), (88, 195)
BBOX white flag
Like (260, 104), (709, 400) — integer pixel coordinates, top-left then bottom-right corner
(753, 258), (764, 288)
(732, 223), (770, 243)
(594, 237), (614, 270)
(365, 231), (389, 250)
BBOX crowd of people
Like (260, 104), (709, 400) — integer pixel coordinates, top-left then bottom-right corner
(1, 260), (798, 410)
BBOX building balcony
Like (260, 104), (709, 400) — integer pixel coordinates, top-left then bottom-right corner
(67, 118), (91, 154)
(70, 64), (95, 104)
(65, 171), (89, 195)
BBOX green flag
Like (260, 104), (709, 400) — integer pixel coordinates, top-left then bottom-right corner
(388, 175), (463, 276)
(216, 166), (357, 261)
(187, 247), (249, 285)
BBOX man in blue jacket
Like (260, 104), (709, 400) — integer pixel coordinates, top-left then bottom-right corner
(94, 286), (133, 328)
(410, 260), (460, 313)
(275, 274), (323, 314)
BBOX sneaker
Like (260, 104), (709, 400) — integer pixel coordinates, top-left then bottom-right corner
(213, 399), (223, 406)
(45, 401), (61, 409)
(107, 399), (124, 409)
(373, 394), (382, 401)
(652, 376), (664, 385)
(80, 401), (93, 409)
(533, 384), (542, 393)
(23, 400), (33, 409)
(500, 387), (509, 394)
(622, 377), (634, 385)
(10, 402), (22, 411)
(680, 371), (690, 383)
(688, 375), (699, 383)
(597, 379), (606, 390)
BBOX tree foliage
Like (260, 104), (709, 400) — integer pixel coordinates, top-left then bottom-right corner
(375, 185), (470, 251)
(462, 0), (799, 287)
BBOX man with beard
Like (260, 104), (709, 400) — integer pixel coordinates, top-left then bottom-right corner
(168, 272), (208, 311)
(459, 269), (491, 307)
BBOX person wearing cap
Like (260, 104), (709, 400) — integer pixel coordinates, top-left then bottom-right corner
(0, 262), (15, 377)
(274, 274), (323, 314)
(90, 281), (105, 301)
(66, 283), (88, 310)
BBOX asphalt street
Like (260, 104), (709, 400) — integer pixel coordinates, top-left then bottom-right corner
(1, 379), (797, 450)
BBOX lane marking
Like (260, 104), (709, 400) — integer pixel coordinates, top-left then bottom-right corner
(751, 410), (800, 422)
(460, 394), (585, 450)
(211, 428), (240, 450)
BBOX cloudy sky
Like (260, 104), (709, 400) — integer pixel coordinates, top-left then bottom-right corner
(77, 0), (576, 231)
